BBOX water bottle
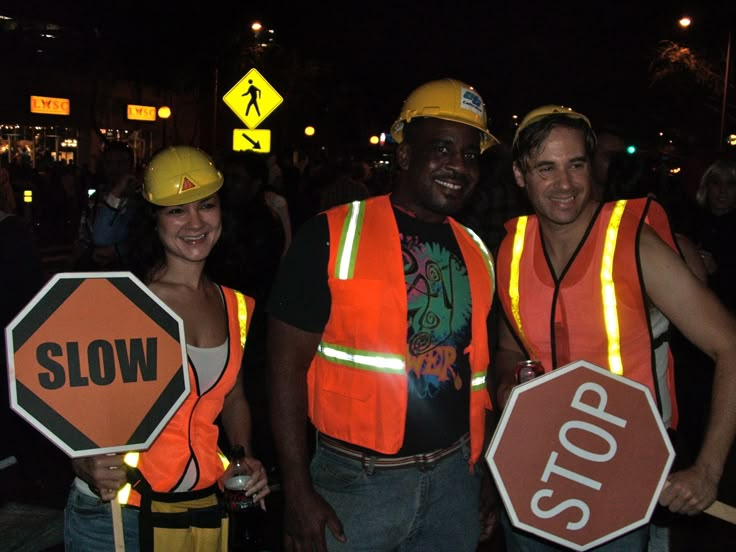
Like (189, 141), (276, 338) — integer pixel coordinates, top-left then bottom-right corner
(225, 446), (265, 551)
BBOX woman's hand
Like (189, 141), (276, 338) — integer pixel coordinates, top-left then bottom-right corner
(242, 457), (270, 508)
(221, 456), (271, 510)
(72, 453), (127, 502)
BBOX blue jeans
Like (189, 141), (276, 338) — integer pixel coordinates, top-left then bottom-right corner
(501, 510), (650, 552)
(311, 442), (481, 551)
(64, 484), (140, 552)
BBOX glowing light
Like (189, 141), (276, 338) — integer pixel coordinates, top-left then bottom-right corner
(304, 126), (315, 137)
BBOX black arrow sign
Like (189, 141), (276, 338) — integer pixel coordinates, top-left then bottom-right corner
(241, 132), (261, 150)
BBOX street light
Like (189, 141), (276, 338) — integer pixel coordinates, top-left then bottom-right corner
(679, 15), (732, 149)
(158, 105), (172, 148)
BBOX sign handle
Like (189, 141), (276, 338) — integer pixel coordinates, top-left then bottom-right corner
(112, 494), (126, 551)
(705, 500), (736, 525)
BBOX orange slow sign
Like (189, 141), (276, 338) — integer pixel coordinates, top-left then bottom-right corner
(5, 272), (189, 458)
(127, 104), (157, 121)
(30, 95), (70, 116)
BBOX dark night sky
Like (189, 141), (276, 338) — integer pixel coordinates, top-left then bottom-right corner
(264, 0), (734, 144)
(7, 0), (736, 147)
(202, 0), (736, 145)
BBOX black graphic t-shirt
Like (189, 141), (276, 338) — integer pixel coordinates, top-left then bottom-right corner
(267, 205), (472, 454)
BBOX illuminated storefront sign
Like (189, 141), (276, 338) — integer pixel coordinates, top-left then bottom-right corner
(127, 104), (157, 121)
(30, 95), (71, 116)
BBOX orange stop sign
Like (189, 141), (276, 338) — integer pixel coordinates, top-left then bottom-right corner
(486, 360), (674, 551)
(5, 272), (189, 458)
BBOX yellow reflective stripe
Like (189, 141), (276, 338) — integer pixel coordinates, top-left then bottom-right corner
(471, 373), (487, 391)
(124, 452), (139, 467)
(458, 223), (495, 284)
(336, 201), (365, 280)
(118, 483), (132, 504)
(117, 452), (140, 505)
(317, 342), (405, 373)
(509, 217), (535, 358)
(219, 450), (230, 470)
(235, 290), (248, 349)
(601, 200), (626, 375)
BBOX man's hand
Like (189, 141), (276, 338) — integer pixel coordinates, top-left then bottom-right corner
(282, 487), (345, 552)
(659, 463), (719, 515)
(72, 453), (127, 502)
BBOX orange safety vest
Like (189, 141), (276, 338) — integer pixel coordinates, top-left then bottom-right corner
(308, 195), (494, 465)
(124, 285), (253, 506)
(496, 198), (680, 426)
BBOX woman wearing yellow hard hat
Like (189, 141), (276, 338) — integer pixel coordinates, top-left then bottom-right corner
(65, 146), (270, 551)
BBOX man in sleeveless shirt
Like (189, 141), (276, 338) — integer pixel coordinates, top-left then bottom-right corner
(494, 105), (736, 551)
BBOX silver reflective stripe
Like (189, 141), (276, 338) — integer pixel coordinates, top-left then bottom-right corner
(458, 223), (495, 284)
(471, 373), (486, 391)
(317, 342), (405, 373)
(336, 201), (365, 280)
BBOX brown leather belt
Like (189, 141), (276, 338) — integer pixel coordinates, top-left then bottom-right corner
(318, 433), (469, 472)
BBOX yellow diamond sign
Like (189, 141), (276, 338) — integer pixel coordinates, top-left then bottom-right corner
(223, 68), (283, 129)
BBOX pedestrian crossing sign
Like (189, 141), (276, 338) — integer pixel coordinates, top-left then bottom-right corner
(223, 68), (283, 129)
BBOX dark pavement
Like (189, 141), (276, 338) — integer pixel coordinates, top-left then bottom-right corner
(2, 419), (734, 552)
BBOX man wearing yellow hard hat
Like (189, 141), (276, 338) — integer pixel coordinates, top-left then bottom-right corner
(267, 78), (500, 551)
(493, 105), (736, 550)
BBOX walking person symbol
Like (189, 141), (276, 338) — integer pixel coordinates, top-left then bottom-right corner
(243, 79), (261, 117)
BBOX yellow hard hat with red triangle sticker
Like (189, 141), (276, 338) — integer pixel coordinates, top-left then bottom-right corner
(180, 176), (198, 193)
(143, 146), (223, 206)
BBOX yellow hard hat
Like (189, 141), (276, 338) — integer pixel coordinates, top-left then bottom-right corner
(390, 78), (499, 153)
(513, 105), (591, 147)
(142, 146), (223, 206)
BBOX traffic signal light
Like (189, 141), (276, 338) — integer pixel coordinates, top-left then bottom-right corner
(626, 145), (637, 155)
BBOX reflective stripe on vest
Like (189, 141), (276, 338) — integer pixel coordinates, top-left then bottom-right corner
(335, 200), (366, 280)
(509, 216), (536, 358)
(456, 223), (495, 283)
(118, 451), (140, 504)
(508, 202), (627, 374)
(457, 225), (491, 394)
(317, 342), (405, 374)
(218, 450), (229, 470)
(601, 200), (627, 375)
(328, 200), (405, 374)
(234, 290), (248, 348)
